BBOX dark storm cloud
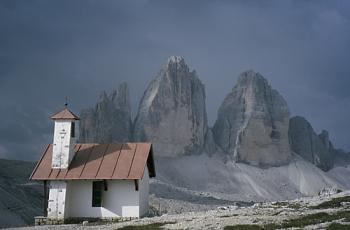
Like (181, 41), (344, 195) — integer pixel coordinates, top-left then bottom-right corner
(0, 0), (349, 160)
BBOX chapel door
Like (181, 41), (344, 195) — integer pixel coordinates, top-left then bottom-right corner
(47, 181), (66, 219)
(56, 184), (66, 219)
(47, 183), (59, 218)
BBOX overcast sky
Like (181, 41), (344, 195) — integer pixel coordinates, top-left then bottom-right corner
(0, 0), (349, 161)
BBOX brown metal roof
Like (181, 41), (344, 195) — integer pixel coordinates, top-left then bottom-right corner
(50, 107), (80, 120)
(30, 143), (155, 180)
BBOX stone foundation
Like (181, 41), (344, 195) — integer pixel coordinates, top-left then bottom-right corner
(34, 216), (137, 226)
(35, 217), (64, 225)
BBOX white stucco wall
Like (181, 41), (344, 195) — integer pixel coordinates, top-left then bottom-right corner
(65, 180), (140, 218)
(47, 168), (151, 218)
(139, 167), (150, 217)
(52, 120), (76, 169)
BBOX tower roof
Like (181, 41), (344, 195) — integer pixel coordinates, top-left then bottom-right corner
(50, 107), (80, 120)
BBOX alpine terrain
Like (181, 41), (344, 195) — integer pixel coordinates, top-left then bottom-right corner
(78, 56), (350, 205)
(2, 56), (349, 228)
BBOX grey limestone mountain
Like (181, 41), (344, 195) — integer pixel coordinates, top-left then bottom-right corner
(77, 58), (349, 171)
(289, 116), (333, 170)
(212, 70), (292, 166)
(133, 56), (209, 157)
(79, 82), (132, 143)
(289, 116), (350, 171)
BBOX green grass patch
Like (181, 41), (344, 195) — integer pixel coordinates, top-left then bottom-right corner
(224, 225), (264, 230)
(273, 201), (302, 209)
(264, 212), (332, 229)
(225, 211), (350, 230)
(311, 196), (350, 209)
(220, 214), (239, 218)
(274, 201), (288, 206)
(327, 223), (350, 230)
(116, 222), (176, 230)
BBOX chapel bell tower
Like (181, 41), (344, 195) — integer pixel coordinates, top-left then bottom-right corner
(50, 104), (79, 169)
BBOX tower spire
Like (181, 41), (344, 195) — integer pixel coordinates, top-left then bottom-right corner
(65, 96), (68, 108)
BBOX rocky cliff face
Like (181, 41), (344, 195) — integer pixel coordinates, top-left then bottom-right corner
(77, 57), (349, 172)
(212, 70), (292, 166)
(289, 116), (350, 171)
(133, 56), (208, 157)
(289, 116), (333, 170)
(79, 82), (132, 143)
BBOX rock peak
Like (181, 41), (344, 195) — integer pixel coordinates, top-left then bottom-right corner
(79, 82), (132, 143)
(134, 57), (208, 157)
(213, 71), (291, 166)
(165, 56), (188, 72)
(167, 55), (185, 64)
(241, 69), (257, 76)
(289, 116), (334, 171)
(237, 70), (268, 86)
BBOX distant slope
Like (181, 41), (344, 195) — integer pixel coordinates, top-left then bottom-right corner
(153, 154), (348, 202)
(328, 165), (350, 188)
(0, 159), (43, 228)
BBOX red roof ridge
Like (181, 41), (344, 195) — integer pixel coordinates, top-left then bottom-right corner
(50, 107), (80, 120)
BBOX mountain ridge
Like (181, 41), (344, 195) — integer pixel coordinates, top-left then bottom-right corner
(77, 56), (350, 204)
(79, 56), (350, 171)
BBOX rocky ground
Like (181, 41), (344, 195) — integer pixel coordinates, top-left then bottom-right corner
(12, 190), (350, 230)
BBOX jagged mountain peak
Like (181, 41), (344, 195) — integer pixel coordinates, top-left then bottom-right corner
(167, 55), (185, 64)
(288, 115), (350, 171)
(134, 56), (208, 157)
(138, 56), (203, 112)
(79, 82), (132, 143)
(158, 56), (192, 79)
(109, 82), (130, 110)
(289, 115), (333, 170)
(236, 69), (268, 86)
(213, 71), (292, 166)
